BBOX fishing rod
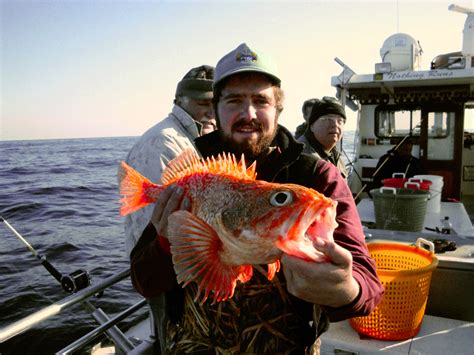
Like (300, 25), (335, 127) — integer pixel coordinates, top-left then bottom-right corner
(353, 112), (427, 201)
(0, 215), (90, 293)
(0, 215), (135, 351)
(341, 146), (376, 201)
(353, 135), (412, 201)
(341, 147), (368, 191)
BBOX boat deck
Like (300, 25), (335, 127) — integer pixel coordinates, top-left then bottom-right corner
(321, 315), (473, 355)
(357, 198), (474, 237)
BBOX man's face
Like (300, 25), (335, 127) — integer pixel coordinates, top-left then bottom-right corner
(178, 96), (216, 134)
(217, 74), (279, 159)
(310, 114), (345, 151)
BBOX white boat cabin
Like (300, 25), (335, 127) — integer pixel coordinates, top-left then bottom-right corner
(323, 6), (474, 353)
(332, 4), (474, 205)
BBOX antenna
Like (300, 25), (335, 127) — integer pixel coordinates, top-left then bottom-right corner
(397, 0), (400, 33)
(448, 4), (474, 14)
(449, 3), (474, 56)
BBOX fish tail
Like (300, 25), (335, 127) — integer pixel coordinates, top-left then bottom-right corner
(118, 161), (161, 216)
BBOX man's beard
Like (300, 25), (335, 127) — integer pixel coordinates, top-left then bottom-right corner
(218, 119), (277, 161)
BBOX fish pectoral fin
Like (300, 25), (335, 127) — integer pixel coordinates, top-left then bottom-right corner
(168, 210), (248, 304)
(267, 260), (280, 280)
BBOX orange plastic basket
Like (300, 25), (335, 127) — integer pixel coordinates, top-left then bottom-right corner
(350, 239), (438, 340)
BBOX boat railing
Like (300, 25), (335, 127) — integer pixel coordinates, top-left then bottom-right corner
(57, 297), (147, 354)
(0, 268), (148, 354)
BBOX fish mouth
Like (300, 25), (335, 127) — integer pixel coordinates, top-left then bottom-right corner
(276, 199), (337, 262)
(282, 202), (325, 242)
(301, 204), (326, 238)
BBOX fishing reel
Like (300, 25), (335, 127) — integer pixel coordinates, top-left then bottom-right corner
(1, 217), (97, 296)
(61, 269), (91, 293)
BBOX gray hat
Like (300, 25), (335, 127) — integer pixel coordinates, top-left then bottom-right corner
(308, 98), (346, 126)
(214, 43), (280, 87)
(175, 65), (214, 99)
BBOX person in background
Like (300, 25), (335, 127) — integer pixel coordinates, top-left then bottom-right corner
(129, 43), (383, 354)
(124, 65), (215, 255)
(123, 65), (215, 351)
(373, 137), (425, 187)
(298, 98), (348, 178)
(294, 98), (317, 139)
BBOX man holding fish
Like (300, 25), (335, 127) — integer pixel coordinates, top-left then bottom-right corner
(123, 43), (383, 353)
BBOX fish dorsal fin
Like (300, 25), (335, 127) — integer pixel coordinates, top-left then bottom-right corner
(161, 148), (257, 185)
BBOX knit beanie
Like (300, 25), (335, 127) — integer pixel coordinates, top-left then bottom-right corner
(308, 99), (346, 126)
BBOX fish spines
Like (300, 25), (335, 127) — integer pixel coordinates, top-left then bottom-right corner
(161, 149), (256, 185)
(161, 149), (201, 184)
(247, 161), (257, 179)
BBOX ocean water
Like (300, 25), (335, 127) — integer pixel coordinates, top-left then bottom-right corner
(0, 137), (141, 354)
(341, 130), (356, 164)
(0, 133), (357, 354)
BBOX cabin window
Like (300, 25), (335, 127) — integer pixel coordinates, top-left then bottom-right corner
(427, 111), (451, 138)
(375, 105), (422, 138)
(466, 105), (474, 132)
(427, 111), (455, 160)
(463, 105), (473, 149)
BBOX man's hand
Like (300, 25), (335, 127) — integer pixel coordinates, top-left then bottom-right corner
(150, 185), (191, 237)
(282, 238), (360, 307)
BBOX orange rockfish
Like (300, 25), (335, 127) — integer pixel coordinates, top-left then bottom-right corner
(118, 150), (338, 304)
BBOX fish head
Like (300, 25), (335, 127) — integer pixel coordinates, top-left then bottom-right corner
(218, 180), (337, 263)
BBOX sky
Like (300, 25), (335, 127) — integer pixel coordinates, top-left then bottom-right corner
(1, 0), (473, 141)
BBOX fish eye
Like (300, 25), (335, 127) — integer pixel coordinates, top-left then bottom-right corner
(270, 191), (293, 207)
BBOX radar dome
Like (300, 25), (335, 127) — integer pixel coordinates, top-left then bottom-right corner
(380, 33), (422, 71)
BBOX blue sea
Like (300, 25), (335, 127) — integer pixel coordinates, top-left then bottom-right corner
(0, 133), (356, 354)
(0, 137), (142, 354)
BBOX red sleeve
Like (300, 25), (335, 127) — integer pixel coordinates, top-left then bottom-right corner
(313, 160), (384, 321)
(130, 224), (176, 298)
